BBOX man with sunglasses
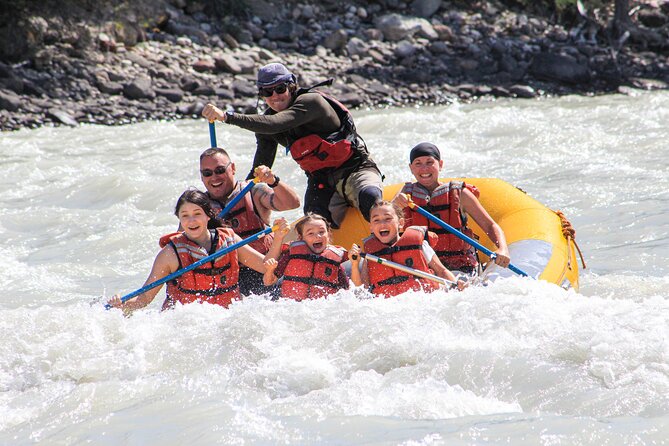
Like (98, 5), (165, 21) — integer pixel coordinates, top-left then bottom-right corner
(199, 147), (300, 296)
(202, 62), (384, 228)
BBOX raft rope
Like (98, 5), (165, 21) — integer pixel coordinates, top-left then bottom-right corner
(554, 210), (587, 270)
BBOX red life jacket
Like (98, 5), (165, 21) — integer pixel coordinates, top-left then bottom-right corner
(401, 181), (479, 270)
(363, 226), (439, 297)
(287, 89), (360, 174)
(159, 227), (240, 310)
(280, 241), (348, 301)
(210, 181), (273, 255)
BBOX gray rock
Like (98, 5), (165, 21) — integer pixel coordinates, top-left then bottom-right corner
(375, 14), (432, 42)
(155, 88), (184, 102)
(193, 84), (216, 95)
(96, 80), (123, 95)
(347, 37), (369, 57)
(411, 0), (442, 18)
(216, 88), (235, 100)
(324, 29), (348, 51)
(530, 52), (590, 84)
(394, 40), (417, 58)
(215, 54), (242, 74)
(267, 22), (304, 41)
(47, 108), (78, 126)
(0, 89), (21, 111)
(231, 79), (257, 97)
(123, 77), (155, 99)
(509, 84), (536, 98)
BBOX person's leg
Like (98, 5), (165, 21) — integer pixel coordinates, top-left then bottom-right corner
(340, 165), (383, 221)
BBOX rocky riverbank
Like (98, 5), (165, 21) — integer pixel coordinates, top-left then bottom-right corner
(1, 0), (668, 132)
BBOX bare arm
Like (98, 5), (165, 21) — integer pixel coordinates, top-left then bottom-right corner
(107, 246), (179, 313)
(237, 241), (267, 274)
(252, 166), (300, 215)
(263, 258), (279, 286)
(263, 218), (290, 263)
(460, 188), (510, 267)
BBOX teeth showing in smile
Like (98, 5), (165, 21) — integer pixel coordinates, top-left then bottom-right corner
(380, 230), (390, 236)
(420, 174), (431, 178)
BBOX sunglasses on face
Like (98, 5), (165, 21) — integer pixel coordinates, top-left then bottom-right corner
(258, 83), (289, 98)
(200, 162), (231, 177)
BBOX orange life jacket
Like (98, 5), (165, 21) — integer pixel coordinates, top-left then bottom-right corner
(210, 181), (273, 255)
(363, 226), (439, 297)
(401, 181), (479, 270)
(280, 241), (348, 301)
(159, 227), (240, 310)
(287, 89), (360, 174)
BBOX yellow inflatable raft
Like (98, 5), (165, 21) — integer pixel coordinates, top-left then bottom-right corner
(332, 178), (581, 290)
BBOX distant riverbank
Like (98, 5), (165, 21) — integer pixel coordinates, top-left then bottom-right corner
(1, 0), (667, 132)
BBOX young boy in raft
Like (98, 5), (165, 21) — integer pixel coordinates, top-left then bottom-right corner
(392, 142), (510, 277)
(263, 214), (349, 300)
(349, 201), (464, 297)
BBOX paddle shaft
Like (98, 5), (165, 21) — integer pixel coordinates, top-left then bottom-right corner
(352, 253), (455, 287)
(216, 179), (257, 220)
(409, 203), (529, 277)
(105, 226), (274, 308)
(209, 121), (217, 147)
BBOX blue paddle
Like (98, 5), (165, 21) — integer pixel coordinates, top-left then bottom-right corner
(217, 178), (259, 220)
(407, 199), (530, 277)
(105, 224), (279, 309)
(209, 121), (217, 147)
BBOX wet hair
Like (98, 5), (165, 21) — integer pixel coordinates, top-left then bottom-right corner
(200, 147), (231, 161)
(174, 188), (222, 229)
(295, 213), (332, 242)
(369, 200), (403, 221)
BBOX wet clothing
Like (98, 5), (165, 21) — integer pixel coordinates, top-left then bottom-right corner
(275, 241), (349, 300)
(208, 181), (274, 296)
(363, 226), (439, 297)
(225, 87), (383, 225)
(401, 181), (479, 273)
(160, 228), (240, 310)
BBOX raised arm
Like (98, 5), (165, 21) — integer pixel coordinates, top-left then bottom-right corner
(252, 165), (300, 215)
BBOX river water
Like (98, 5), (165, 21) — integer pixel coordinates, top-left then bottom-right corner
(1, 91), (668, 445)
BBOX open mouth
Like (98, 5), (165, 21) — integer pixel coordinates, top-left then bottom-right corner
(419, 174), (432, 179)
(312, 242), (324, 251)
(379, 229), (390, 237)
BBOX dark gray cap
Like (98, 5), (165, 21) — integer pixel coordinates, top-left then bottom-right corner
(256, 63), (296, 87)
(410, 142), (441, 163)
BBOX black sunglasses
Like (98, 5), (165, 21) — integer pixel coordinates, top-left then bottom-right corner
(201, 162), (231, 177)
(258, 83), (289, 98)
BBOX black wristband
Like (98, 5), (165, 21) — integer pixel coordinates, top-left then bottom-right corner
(268, 176), (280, 188)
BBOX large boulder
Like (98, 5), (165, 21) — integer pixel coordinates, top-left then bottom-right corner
(530, 53), (591, 85)
(375, 14), (435, 41)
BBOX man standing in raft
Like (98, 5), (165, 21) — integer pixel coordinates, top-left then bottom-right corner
(201, 62), (384, 227)
(393, 142), (511, 276)
(199, 147), (300, 296)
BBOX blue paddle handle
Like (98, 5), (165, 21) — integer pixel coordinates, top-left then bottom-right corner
(209, 121), (217, 147)
(413, 205), (529, 277)
(216, 181), (256, 220)
(105, 226), (273, 309)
